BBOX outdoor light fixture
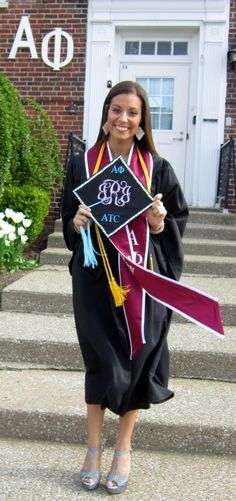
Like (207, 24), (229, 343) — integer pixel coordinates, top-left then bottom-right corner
(228, 47), (236, 75)
(67, 102), (78, 114)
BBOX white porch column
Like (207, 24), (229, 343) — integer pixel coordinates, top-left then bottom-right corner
(196, 22), (228, 206)
(84, 22), (113, 147)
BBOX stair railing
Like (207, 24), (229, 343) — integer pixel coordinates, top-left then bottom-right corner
(216, 137), (236, 212)
(64, 132), (86, 177)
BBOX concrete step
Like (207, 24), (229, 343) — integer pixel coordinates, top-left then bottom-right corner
(54, 212), (236, 233)
(0, 438), (234, 501)
(0, 370), (234, 455)
(48, 224), (236, 249)
(184, 223), (236, 240)
(40, 246), (71, 266)
(0, 311), (234, 381)
(2, 266), (235, 326)
(46, 231), (67, 249)
(183, 238), (236, 256)
(40, 245), (236, 272)
(183, 255), (236, 277)
(187, 210), (236, 225)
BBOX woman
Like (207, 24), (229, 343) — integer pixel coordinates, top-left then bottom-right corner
(61, 81), (188, 494)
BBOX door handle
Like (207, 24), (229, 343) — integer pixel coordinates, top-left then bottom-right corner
(172, 137), (184, 141)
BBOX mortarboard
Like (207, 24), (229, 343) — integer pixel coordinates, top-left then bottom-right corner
(73, 155), (153, 237)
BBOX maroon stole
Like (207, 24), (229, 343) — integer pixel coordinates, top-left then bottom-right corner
(86, 144), (152, 357)
(85, 144), (224, 359)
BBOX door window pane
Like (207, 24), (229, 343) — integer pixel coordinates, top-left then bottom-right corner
(162, 96), (173, 113)
(173, 42), (188, 55)
(137, 77), (174, 130)
(151, 112), (160, 130)
(157, 42), (171, 55)
(149, 78), (161, 95)
(162, 78), (174, 95)
(160, 114), (173, 130)
(125, 41), (139, 55)
(136, 78), (148, 92)
(141, 42), (155, 55)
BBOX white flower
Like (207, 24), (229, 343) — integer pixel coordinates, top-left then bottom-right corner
(0, 212), (5, 221)
(5, 239), (10, 247)
(0, 229), (4, 238)
(5, 208), (14, 219)
(8, 232), (17, 241)
(11, 211), (25, 224)
(0, 220), (7, 232)
(0, 221), (15, 235)
(6, 223), (15, 235)
(22, 218), (32, 228)
(18, 226), (26, 236)
(21, 235), (28, 244)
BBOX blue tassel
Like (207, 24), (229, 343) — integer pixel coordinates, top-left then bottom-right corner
(86, 221), (98, 268)
(80, 222), (98, 268)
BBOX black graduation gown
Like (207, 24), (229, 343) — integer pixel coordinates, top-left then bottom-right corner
(61, 151), (189, 416)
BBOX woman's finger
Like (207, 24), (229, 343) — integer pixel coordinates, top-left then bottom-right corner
(78, 204), (92, 218)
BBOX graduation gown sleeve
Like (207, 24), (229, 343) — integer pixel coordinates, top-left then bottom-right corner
(151, 156), (189, 281)
(61, 152), (87, 251)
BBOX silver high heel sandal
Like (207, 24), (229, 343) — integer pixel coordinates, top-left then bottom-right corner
(79, 446), (102, 491)
(106, 449), (131, 495)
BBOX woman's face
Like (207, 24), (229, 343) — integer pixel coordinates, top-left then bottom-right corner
(106, 93), (142, 144)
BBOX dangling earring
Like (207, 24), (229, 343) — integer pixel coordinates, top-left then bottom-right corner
(102, 122), (109, 135)
(136, 126), (145, 140)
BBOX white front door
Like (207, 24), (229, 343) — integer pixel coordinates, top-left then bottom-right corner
(120, 63), (190, 189)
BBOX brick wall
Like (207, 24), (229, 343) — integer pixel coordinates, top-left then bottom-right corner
(224, 0), (236, 212)
(0, 0), (88, 227)
(1, 1), (235, 218)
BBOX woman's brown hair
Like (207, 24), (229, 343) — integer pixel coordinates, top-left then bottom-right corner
(95, 80), (158, 155)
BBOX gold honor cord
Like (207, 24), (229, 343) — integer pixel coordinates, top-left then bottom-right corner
(136, 146), (151, 193)
(92, 143), (151, 307)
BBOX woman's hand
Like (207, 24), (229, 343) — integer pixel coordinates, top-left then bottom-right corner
(147, 193), (167, 232)
(73, 204), (93, 233)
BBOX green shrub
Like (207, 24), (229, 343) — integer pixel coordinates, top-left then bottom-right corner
(0, 72), (63, 197)
(22, 98), (63, 193)
(0, 185), (50, 242)
(0, 73), (34, 194)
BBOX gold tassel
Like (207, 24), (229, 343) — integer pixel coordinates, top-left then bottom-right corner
(108, 279), (130, 307)
(95, 224), (130, 307)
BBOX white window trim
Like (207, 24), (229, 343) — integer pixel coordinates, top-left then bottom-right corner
(0, 1), (9, 7)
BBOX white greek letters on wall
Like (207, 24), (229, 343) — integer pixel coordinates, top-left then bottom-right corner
(8, 15), (74, 71)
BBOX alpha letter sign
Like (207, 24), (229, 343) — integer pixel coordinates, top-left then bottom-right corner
(9, 16), (74, 71)
(9, 16), (38, 59)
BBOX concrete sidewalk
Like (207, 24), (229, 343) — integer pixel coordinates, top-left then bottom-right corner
(0, 438), (234, 500)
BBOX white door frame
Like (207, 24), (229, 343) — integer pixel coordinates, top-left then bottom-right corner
(84, 0), (230, 207)
(115, 28), (198, 203)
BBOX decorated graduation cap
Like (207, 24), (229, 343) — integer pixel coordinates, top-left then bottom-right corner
(73, 155), (153, 237)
